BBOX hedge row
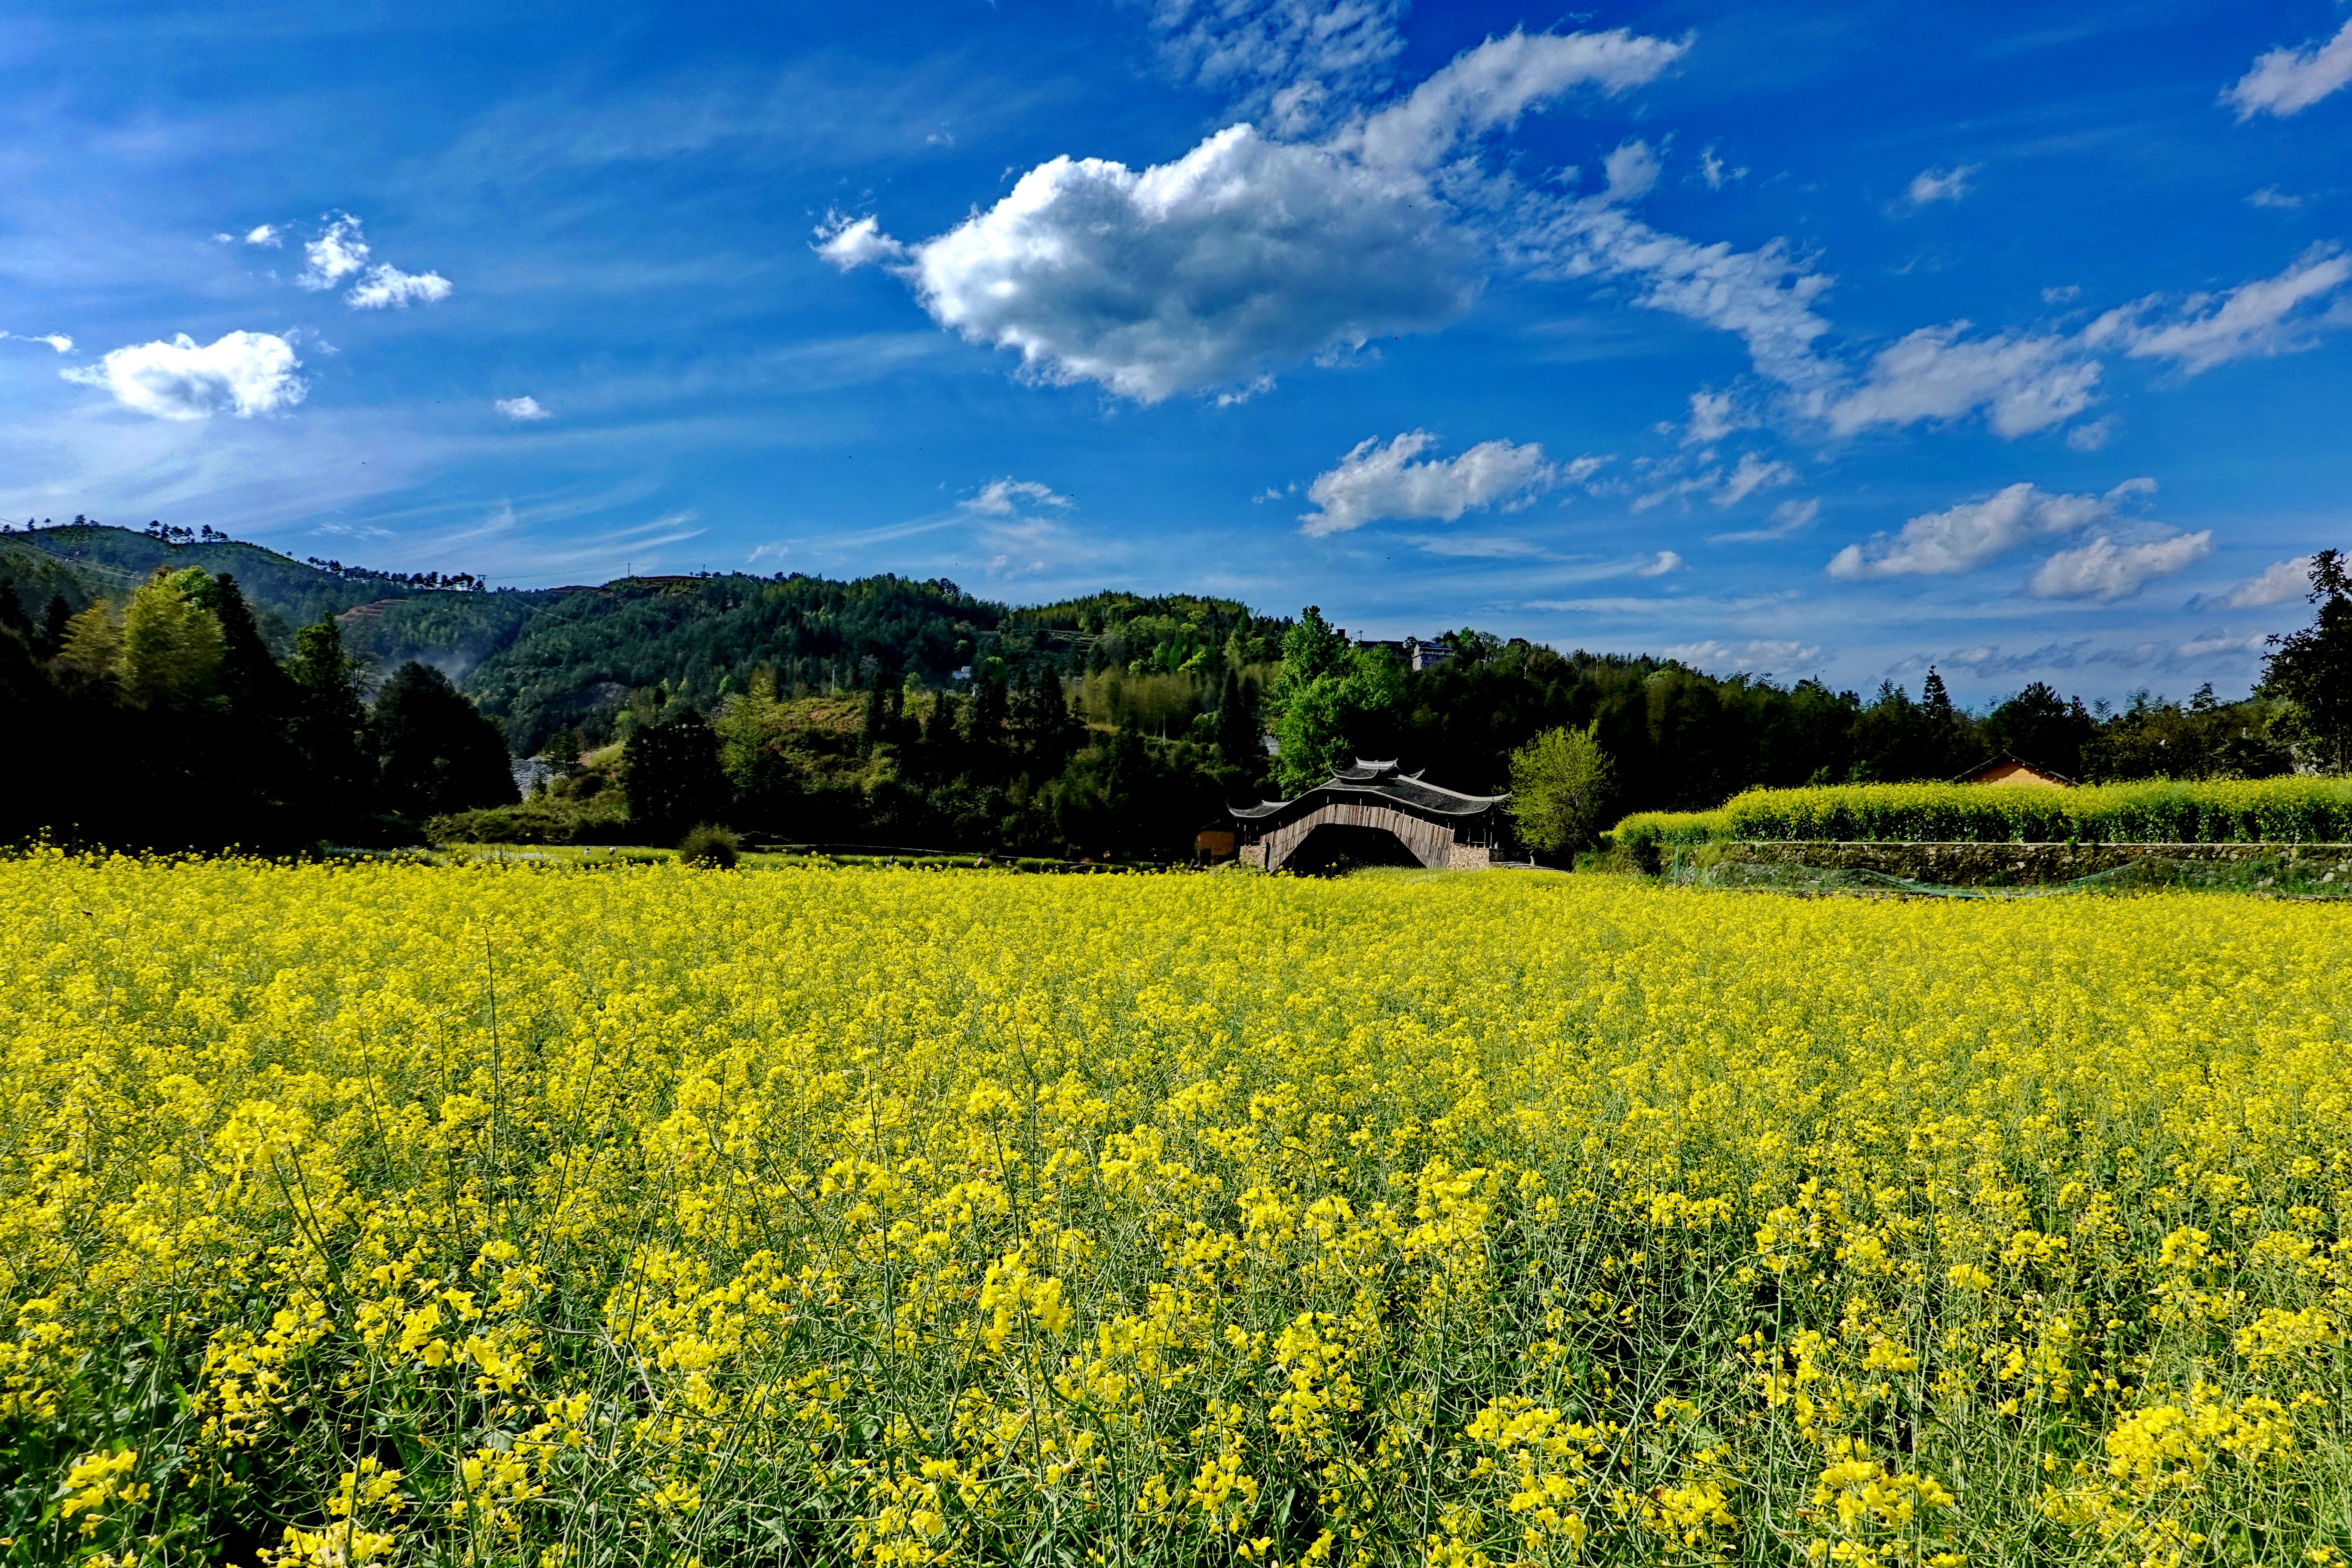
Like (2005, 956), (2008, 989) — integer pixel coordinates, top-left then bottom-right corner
(1612, 777), (2352, 850)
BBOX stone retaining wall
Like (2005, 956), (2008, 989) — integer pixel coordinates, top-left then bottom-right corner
(1710, 841), (2352, 885)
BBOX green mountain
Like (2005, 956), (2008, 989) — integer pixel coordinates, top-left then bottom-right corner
(0, 527), (1279, 751)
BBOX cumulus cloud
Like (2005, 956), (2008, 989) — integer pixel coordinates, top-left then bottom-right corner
(962, 478), (1074, 515)
(1, 331), (72, 353)
(828, 28), (1686, 401)
(61, 331), (305, 420)
(2222, 17), (2352, 119)
(1826, 480), (2141, 579)
(2225, 555), (2315, 607)
(299, 215), (371, 290)
(495, 395), (550, 421)
(2027, 531), (2213, 601)
(1634, 549), (1682, 576)
(2086, 247), (2351, 374)
(347, 264), (453, 309)
(2248, 186), (2305, 209)
(814, 212), (906, 270)
(1902, 165), (1977, 207)
(297, 214), (453, 309)
(1299, 430), (1563, 535)
(244, 224), (282, 247)
(1824, 323), (2100, 437)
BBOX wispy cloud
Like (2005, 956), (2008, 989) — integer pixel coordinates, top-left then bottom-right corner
(1900, 164), (1977, 208)
(2223, 17), (2352, 119)
(961, 478), (1073, 515)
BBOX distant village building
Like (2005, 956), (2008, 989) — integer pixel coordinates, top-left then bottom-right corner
(1351, 637), (1457, 671)
(1950, 753), (2076, 789)
(1222, 758), (1515, 870)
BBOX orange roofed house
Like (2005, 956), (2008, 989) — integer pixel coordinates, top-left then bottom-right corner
(1949, 752), (2076, 789)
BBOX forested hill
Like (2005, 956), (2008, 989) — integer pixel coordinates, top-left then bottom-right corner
(0, 526), (1286, 751)
(3, 522), (2322, 858)
(0, 524), (548, 681)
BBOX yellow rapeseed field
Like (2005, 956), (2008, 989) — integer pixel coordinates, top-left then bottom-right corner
(3, 853), (2349, 1568)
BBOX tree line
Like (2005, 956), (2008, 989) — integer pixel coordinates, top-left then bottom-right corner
(0, 567), (517, 849)
(5, 524), (2343, 862)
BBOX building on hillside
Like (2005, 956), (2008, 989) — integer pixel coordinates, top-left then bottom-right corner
(1351, 637), (1457, 671)
(1950, 753), (2076, 789)
(1228, 758), (1516, 871)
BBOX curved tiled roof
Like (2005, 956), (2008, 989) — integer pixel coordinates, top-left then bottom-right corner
(1230, 758), (1507, 820)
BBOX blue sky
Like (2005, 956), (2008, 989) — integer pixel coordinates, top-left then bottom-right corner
(4, 0), (2350, 701)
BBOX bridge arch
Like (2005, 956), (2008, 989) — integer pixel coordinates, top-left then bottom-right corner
(1228, 758), (1514, 872)
(1257, 799), (1454, 871)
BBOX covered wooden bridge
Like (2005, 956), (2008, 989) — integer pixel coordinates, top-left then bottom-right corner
(1218, 759), (1516, 871)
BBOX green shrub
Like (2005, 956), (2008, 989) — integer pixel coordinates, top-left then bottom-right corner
(677, 821), (741, 869)
(1610, 776), (2352, 847)
(425, 790), (630, 846)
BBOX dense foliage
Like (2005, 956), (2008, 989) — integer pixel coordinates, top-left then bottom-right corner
(0, 563), (516, 849)
(4, 855), (2349, 1566)
(1614, 775), (2352, 851)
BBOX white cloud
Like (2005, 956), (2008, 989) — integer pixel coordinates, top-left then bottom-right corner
(2086, 247), (2351, 374)
(2041, 284), (2081, 304)
(297, 214), (453, 309)
(962, 477), (1074, 515)
(1682, 389), (1744, 445)
(1, 331), (72, 353)
(2222, 17), (2352, 119)
(1516, 202), (1837, 391)
(1635, 450), (1796, 511)
(1714, 451), (1794, 506)
(1602, 139), (1661, 203)
(61, 331), (306, 420)
(835, 29), (1686, 401)
(1824, 322), (2099, 437)
(244, 224), (282, 247)
(813, 212), (906, 270)
(2225, 555), (2314, 607)
(2175, 628), (2269, 660)
(1299, 429), (1562, 535)
(494, 395), (550, 421)
(1635, 549), (1682, 576)
(1826, 480), (2136, 579)
(1902, 165), (1977, 208)
(2027, 531), (2212, 601)
(346, 264), (453, 309)
(1346, 28), (1690, 169)
(1712, 496), (1818, 542)
(1696, 145), (1743, 189)
(1149, 0), (1406, 136)
(1662, 638), (1823, 672)
(2248, 187), (2305, 209)
(299, 215), (371, 290)
(2064, 419), (2111, 451)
